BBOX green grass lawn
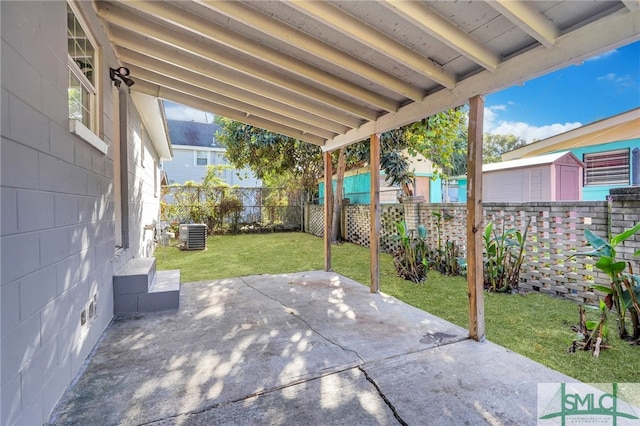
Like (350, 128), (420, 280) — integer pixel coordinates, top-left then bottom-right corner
(156, 232), (639, 383)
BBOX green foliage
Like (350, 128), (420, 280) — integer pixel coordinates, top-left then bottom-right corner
(570, 302), (609, 357)
(427, 211), (464, 276)
(217, 196), (243, 233)
(160, 165), (239, 233)
(217, 109), (467, 198)
(482, 133), (527, 164)
(216, 118), (324, 195)
(483, 218), (530, 292)
(405, 108), (468, 179)
(573, 222), (640, 341)
(391, 221), (429, 283)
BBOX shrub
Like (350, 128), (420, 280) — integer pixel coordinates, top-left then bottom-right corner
(391, 221), (429, 283)
(483, 218), (530, 292)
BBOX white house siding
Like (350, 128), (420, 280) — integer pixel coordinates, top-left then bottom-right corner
(1, 2), (163, 424)
(162, 145), (262, 187)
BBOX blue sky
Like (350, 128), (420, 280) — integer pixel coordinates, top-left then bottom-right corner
(165, 41), (639, 143)
(484, 40), (639, 142)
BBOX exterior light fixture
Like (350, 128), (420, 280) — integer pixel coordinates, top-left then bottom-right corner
(109, 66), (135, 87)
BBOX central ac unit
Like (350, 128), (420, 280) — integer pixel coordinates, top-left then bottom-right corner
(179, 224), (208, 250)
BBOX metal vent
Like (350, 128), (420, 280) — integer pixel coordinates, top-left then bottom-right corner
(179, 224), (208, 250)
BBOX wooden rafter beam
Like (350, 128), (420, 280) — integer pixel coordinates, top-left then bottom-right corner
(378, 0), (501, 71)
(109, 32), (363, 130)
(486, 0), (558, 48)
(289, 0), (457, 89)
(132, 80), (326, 146)
(198, 0), (424, 102)
(105, 0), (398, 113)
(324, 9), (639, 151)
(120, 58), (345, 138)
(130, 72), (337, 140)
(99, 4), (372, 124)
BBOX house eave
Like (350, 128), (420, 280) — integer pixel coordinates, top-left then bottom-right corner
(131, 92), (173, 161)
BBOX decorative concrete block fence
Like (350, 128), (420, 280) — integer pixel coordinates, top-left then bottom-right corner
(304, 187), (640, 305)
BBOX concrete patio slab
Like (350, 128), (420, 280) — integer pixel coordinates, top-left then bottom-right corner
(48, 271), (576, 425)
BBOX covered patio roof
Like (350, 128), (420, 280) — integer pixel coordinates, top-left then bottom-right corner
(97, 0), (640, 340)
(97, 0), (639, 151)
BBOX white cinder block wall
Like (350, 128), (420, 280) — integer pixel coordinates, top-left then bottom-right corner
(1, 2), (163, 424)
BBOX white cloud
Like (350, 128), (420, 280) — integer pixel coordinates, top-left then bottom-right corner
(597, 73), (634, 86)
(484, 105), (582, 143)
(164, 101), (214, 123)
(586, 49), (617, 62)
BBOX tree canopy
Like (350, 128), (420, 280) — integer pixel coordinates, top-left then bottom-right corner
(482, 133), (527, 164)
(216, 108), (468, 195)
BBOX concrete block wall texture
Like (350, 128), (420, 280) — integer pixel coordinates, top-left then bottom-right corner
(307, 195), (640, 305)
(1, 2), (163, 424)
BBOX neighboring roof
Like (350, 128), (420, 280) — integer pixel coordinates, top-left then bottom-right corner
(96, 1), (640, 150)
(503, 108), (640, 160)
(483, 151), (583, 172)
(166, 119), (223, 148)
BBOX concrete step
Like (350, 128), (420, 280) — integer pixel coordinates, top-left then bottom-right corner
(113, 258), (180, 314)
(139, 270), (180, 312)
(113, 258), (156, 295)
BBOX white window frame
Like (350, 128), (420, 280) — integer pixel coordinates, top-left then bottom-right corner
(583, 149), (630, 186)
(67, 2), (105, 153)
(195, 150), (209, 167)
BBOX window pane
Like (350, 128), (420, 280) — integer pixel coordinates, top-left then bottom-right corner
(68, 71), (91, 127)
(67, 4), (94, 84)
(196, 151), (208, 166)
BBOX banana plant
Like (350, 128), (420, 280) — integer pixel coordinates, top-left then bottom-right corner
(575, 222), (640, 341)
(391, 221), (429, 283)
(482, 218), (530, 292)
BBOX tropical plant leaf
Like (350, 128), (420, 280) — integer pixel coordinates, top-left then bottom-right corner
(484, 222), (493, 243)
(595, 257), (626, 276)
(396, 221), (407, 236)
(590, 285), (614, 295)
(572, 248), (604, 258)
(611, 222), (640, 247)
(599, 299), (607, 311)
(621, 285), (640, 310)
(417, 225), (427, 240)
(585, 320), (599, 330)
(584, 229), (613, 257)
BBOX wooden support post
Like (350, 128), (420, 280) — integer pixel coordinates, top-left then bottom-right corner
(467, 95), (485, 341)
(369, 133), (380, 293)
(324, 151), (332, 272)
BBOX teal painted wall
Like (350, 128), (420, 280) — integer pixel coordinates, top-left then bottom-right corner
(456, 179), (468, 203)
(430, 177), (443, 203)
(318, 170), (372, 204)
(551, 139), (639, 201)
(319, 170), (440, 204)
